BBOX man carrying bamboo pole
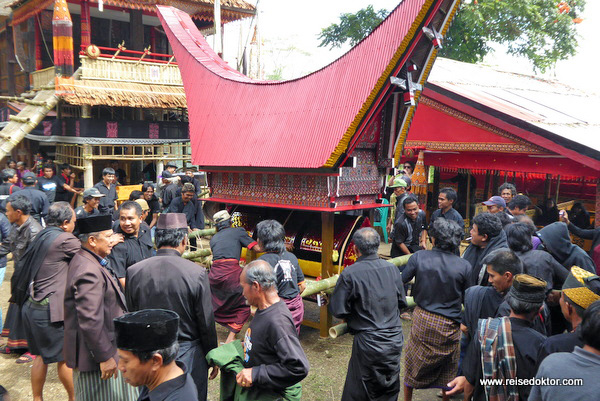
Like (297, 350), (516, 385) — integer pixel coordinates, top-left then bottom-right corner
(329, 227), (407, 401)
(209, 210), (259, 343)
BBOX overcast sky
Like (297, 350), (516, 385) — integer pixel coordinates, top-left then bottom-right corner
(219, 0), (599, 92)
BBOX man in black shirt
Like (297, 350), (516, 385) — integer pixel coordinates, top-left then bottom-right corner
(462, 213), (507, 286)
(185, 168), (204, 196)
(0, 168), (20, 207)
(54, 164), (81, 203)
(94, 168), (118, 215)
(125, 213), (218, 399)
(74, 188), (104, 219)
(402, 219), (471, 401)
(391, 195), (427, 258)
(167, 183), (204, 230)
(209, 210), (258, 343)
(507, 194), (531, 217)
(386, 176), (409, 234)
(160, 171), (180, 212)
(13, 172), (48, 224)
(141, 183), (160, 229)
(330, 227), (406, 401)
(429, 187), (464, 234)
(107, 201), (153, 288)
(115, 309), (198, 401)
(37, 164), (58, 204)
(237, 259), (309, 396)
(256, 220), (306, 334)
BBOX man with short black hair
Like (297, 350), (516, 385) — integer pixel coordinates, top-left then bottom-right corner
(125, 213), (218, 399)
(430, 187), (464, 234)
(167, 183), (204, 230)
(185, 168), (203, 196)
(94, 168), (118, 215)
(461, 249), (524, 343)
(141, 183), (160, 229)
(107, 201), (153, 288)
(64, 214), (138, 401)
(0, 168), (20, 205)
(498, 182), (516, 204)
(330, 228), (406, 401)
(115, 309), (198, 400)
(36, 164), (58, 204)
(402, 219), (471, 401)
(463, 213), (508, 286)
(391, 195), (427, 257)
(507, 194), (531, 216)
(530, 300), (600, 401)
(0, 194), (42, 359)
(19, 202), (79, 401)
(55, 164), (82, 203)
(13, 172), (48, 224)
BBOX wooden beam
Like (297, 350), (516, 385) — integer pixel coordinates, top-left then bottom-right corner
(6, 21), (16, 96)
(129, 10), (144, 51)
(319, 212), (334, 338)
(483, 170), (491, 200)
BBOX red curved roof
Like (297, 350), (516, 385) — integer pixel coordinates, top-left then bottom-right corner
(157, 0), (445, 169)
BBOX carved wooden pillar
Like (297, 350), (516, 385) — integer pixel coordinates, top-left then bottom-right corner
(319, 212), (334, 338)
(80, 0), (91, 47)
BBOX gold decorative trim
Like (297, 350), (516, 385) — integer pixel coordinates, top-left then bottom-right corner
(323, 0), (436, 168)
(393, 0), (462, 163)
(405, 140), (542, 153)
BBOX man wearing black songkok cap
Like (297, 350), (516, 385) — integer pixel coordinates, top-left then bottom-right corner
(115, 309), (198, 400)
(64, 215), (138, 401)
(125, 213), (218, 400)
(448, 274), (547, 400)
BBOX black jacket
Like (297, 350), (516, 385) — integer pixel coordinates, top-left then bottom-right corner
(538, 222), (596, 273)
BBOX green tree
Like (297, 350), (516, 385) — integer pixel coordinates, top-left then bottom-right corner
(318, 1), (585, 73)
(317, 5), (389, 48)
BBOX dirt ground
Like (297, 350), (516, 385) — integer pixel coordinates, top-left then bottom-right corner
(0, 243), (441, 401)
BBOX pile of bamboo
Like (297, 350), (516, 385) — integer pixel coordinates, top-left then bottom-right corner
(0, 83), (58, 160)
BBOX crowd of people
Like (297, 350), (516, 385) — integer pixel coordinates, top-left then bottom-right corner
(0, 156), (598, 401)
(361, 176), (600, 401)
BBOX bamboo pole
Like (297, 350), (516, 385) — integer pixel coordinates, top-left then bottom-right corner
(329, 296), (417, 338)
(182, 248), (212, 259)
(301, 275), (339, 298)
(188, 228), (217, 239)
(388, 254), (412, 268)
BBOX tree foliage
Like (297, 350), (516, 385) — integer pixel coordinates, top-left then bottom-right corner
(317, 5), (389, 48)
(318, 1), (586, 73)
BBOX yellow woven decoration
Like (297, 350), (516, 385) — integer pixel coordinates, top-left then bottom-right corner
(563, 287), (600, 310)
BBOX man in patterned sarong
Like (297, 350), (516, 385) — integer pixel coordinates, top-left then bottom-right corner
(209, 210), (259, 343)
(401, 219), (471, 401)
